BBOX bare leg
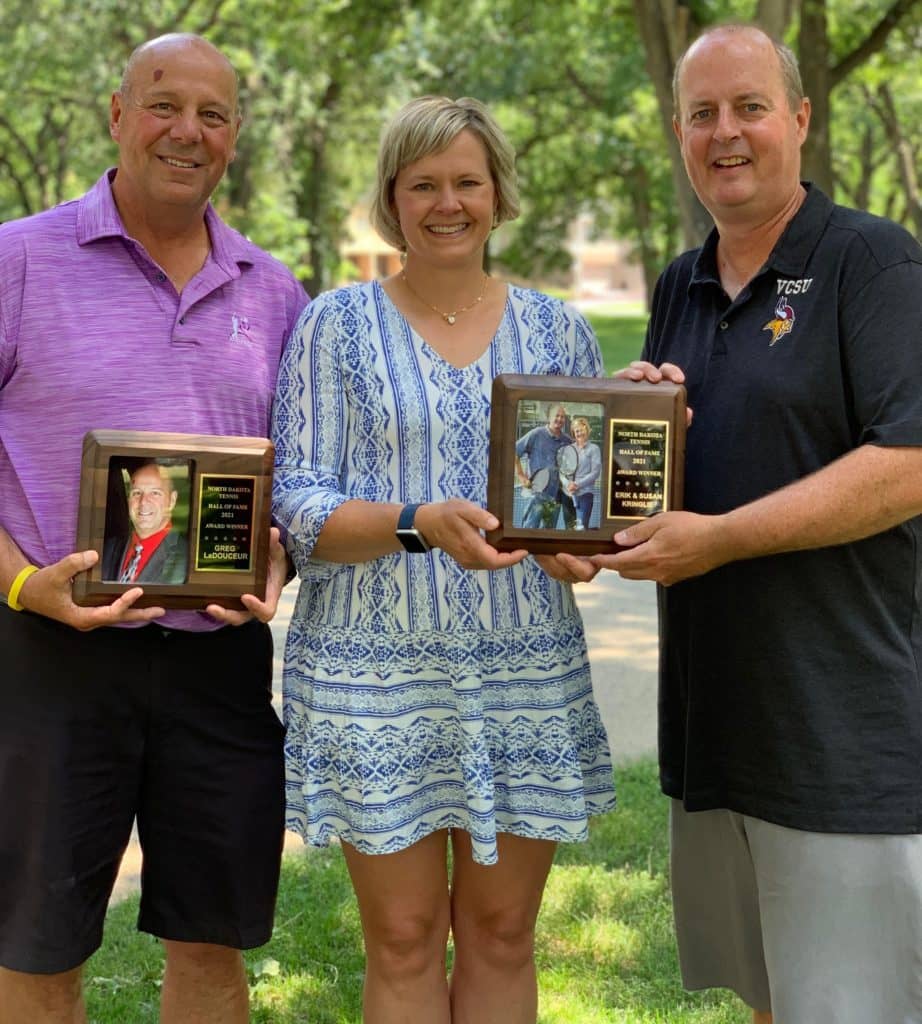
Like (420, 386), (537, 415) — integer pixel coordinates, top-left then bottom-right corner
(342, 830), (451, 1023)
(449, 831), (557, 1024)
(160, 941), (248, 1024)
(0, 966), (86, 1024)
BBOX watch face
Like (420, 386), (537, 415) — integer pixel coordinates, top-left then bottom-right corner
(396, 528), (430, 553)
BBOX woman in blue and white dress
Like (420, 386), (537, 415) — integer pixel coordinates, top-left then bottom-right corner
(272, 96), (615, 1023)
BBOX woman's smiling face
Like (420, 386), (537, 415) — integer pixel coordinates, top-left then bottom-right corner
(391, 129), (496, 271)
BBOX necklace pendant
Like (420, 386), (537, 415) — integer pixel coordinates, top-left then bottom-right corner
(446, 314), (456, 325)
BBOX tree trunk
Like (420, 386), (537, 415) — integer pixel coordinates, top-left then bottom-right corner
(298, 136), (326, 298)
(225, 131), (255, 213)
(632, 0), (711, 249)
(224, 70), (260, 214)
(755, 0), (799, 39)
(875, 83), (922, 237)
(295, 80), (342, 297)
(798, 0), (833, 191)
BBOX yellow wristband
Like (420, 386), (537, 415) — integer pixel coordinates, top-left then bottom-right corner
(7, 564), (39, 611)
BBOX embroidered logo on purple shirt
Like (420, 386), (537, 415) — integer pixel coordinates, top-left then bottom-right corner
(230, 313), (252, 343)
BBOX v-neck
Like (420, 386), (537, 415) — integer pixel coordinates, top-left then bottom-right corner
(375, 278), (510, 371)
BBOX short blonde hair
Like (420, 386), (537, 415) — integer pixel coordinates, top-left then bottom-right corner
(572, 416), (591, 434)
(370, 96), (520, 251)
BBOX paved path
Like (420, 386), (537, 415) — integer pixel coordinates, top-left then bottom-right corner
(112, 572), (658, 900)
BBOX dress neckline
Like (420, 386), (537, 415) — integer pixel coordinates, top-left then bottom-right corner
(373, 278), (511, 371)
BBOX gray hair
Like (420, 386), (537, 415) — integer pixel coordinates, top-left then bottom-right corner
(672, 23), (804, 116)
(370, 96), (520, 251)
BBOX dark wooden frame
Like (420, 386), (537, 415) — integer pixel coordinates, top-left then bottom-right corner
(73, 430), (274, 609)
(486, 375), (686, 555)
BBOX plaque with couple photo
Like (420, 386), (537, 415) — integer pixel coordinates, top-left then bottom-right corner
(486, 374), (687, 555)
(73, 430), (274, 609)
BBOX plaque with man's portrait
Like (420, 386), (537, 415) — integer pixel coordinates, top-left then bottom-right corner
(486, 375), (686, 555)
(73, 430), (274, 609)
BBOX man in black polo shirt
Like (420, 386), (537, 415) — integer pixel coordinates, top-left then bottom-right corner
(589, 22), (922, 1024)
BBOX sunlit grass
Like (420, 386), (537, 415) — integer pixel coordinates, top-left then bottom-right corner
(585, 311), (648, 373)
(85, 760), (748, 1022)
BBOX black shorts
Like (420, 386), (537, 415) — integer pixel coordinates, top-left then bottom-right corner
(0, 605), (285, 974)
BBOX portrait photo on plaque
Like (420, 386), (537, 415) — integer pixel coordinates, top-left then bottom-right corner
(487, 374), (686, 555)
(101, 457), (191, 585)
(74, 430), (273, 610)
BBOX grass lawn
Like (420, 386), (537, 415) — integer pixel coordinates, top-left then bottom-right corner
(585, 311), (648, 374)
(85, 759), (748, 1023)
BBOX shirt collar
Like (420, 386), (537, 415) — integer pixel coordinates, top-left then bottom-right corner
(131, 523), (172, 554)
(688, 183), (835, 293)
(74, 169), (129, 245)
(764, 183), (834, 278)
(75, 168), (255, 276)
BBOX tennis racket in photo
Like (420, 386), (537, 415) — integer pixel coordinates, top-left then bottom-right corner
(556, 444), (580, 482)
(526, 467), (551, 493)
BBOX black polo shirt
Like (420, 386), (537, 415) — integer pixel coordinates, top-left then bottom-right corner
(643, 184), (922, 834)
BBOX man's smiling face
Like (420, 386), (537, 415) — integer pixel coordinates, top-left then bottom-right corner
(127, 463), (177, 539)
(110, 37), (239, 216)
(673, 27), (809, 229)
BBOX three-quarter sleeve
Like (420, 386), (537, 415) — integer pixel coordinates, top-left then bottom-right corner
(271, 296), (351, 580)
(569, 307), (604, 378)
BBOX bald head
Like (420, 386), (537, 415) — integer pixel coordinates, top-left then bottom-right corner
(109, 31), (241, 222)
(120, 33), (239, 117)
(673, 23), (803, 118)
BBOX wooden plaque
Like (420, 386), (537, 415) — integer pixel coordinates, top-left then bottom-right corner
(486, 375), (686, 555)
(73, 430), (274, 610)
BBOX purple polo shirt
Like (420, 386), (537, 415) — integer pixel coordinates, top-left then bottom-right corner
(0, 170), (308, 629)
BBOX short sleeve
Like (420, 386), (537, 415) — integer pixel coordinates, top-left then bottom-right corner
(0, 231), (24, 389)
(840, 256), (922, 448)
(281, 273), (310, 338)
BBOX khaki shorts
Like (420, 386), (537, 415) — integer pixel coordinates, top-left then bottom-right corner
(670, 800), (922, 1023)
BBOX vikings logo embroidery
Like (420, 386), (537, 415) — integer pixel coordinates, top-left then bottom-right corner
(762, 297), (795, 346)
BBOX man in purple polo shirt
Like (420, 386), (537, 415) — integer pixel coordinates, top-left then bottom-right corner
(0, 33), (308, 1022)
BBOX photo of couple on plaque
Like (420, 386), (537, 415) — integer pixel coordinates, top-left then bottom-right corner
(512, 400), (604, 532)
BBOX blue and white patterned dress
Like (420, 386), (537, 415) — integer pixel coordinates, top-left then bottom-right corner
(272, 280), (615, 865)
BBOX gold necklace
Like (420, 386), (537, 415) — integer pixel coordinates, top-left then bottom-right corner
(401, 272), (489, 325)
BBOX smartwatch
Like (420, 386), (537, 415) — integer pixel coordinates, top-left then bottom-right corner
(396, 503), (431, 553)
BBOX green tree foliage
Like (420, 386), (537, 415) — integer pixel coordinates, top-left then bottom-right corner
(633, 0), (920, 251)
(825, 1), (921, 236)
(398, 0), (682, 296)
(0, 0), (242, 217)
(214, 0), (418, 293)
(1, 0), (918, 302)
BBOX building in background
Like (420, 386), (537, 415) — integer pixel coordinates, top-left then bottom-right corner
(567, 212), (644, 304)
(341, 204), (403, 281)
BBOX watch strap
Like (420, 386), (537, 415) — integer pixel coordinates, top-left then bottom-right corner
(397, 503), (424, 531)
